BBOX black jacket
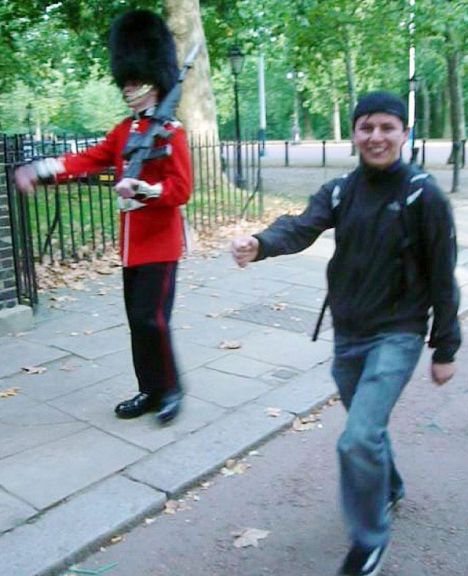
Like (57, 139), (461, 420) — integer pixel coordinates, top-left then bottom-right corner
(254, 161), (461, 362)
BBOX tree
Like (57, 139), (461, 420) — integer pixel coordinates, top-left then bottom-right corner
(166, 0), (219, 137)
(415, 0), (467, 192)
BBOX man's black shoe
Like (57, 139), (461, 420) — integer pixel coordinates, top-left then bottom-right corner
(115, 392), (156, 419)
(156, 391), (183, 424)
(338, 543), (388, 576)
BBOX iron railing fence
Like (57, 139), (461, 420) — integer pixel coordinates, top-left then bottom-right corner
(3, 132), (263, 305)
(4, 136), (38, 307)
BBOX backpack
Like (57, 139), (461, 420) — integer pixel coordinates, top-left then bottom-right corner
(311, 165), (429, 341)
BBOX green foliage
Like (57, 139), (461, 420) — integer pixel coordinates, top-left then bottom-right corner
(0, 0), (465, 140)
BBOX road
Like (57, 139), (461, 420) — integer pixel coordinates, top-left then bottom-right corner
(258, 140), (461, 169)
(62, 332), (468, 576)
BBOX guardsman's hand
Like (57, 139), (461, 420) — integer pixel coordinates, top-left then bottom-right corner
(231, 236), (259, 268)
(115, 178), (140, 199)
(431, 362), (455, 385)
(15, 164), (38, 195)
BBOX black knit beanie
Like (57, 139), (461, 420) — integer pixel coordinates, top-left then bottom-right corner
(352, 91), (408, 128)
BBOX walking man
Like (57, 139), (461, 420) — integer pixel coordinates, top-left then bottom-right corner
(231, 91), (461, 575)
(15, 10), (192, 424)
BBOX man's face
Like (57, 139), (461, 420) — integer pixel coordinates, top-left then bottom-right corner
(122, 82), (157, 112)
(353, 112), (409, 169)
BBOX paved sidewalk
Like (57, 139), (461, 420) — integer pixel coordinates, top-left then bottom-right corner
(1, 192), (468, 576)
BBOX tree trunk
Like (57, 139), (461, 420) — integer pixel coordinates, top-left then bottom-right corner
(333, 92), (342, 142)
(431, 90), (444, 138)
(420, 78), (430, 140)
(302, 106), (314, 140)
(442, 86), (451, 139)
(164, 0), (219, 139)
(343, 28), (357, 153)
(445, 29), (464, 192)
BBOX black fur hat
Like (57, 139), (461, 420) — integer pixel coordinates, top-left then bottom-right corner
(109, 9), (179, 98)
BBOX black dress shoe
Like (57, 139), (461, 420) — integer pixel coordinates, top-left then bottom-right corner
(156, 391), (183, 424)
(115, 392), (156, 419)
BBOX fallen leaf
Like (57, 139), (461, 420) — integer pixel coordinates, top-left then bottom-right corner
(0, 387), (20, 398)
(221, 459), (250, 476)
(232, 527), (270, 548)
(292, 415), (317, 432)
(271, 302), (287, 311)
(144, 517), (156, 525)
(49, 295), (77, 303)
(21, 366), (47, 375)
(219, 340), (242, 350)
(164, 500), (180, 514)
(110, 535), (124, 544)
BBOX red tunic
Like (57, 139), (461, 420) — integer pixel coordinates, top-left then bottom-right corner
(60, 117), (192, 267)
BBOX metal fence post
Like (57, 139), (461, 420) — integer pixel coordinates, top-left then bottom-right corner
(0, 136), (18, 310)
(322, 140), (326, 167)
(285, 141), (289, 167)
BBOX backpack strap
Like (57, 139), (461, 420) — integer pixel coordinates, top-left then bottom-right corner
(311, 168), (360, 341)
(398, 168), (429, 289)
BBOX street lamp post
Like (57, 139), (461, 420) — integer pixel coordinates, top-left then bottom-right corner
(409, 74), (419, 163)
(228, 45), (245, 187)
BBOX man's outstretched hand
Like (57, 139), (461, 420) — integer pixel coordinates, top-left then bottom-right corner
(231, 236), (260, 268)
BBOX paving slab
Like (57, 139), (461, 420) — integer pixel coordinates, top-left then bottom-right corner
(126, 403), (295, 495)
(91, 347), (135, 375)
(49, 376), (227, 452)
(227, 301), (332, 334)
(236, 327), (333, 371)
(185, 366), (272, 408)
(205, 271), (289, 298)
(0, 339), (69, 378)
(0, 475), (166, 576)
(0, 488), (37, 533)
(0, 394), (88, 459)
(172, 338), (229, 373)
(255, 359), (337, 415)
(206, 353), (275, 378)
(273, 284), (327, 309)
(4, 358), (119, 401)
(0, 427), (146, 509)
(173, 315), (257, 348)
(45, 324), (131, 360)
(23, 310), (125, 343)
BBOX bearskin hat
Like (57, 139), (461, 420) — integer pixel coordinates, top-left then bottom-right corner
(109, 10), (179, 99)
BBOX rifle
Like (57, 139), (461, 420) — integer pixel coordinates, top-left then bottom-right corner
(122, 43), (200, 179)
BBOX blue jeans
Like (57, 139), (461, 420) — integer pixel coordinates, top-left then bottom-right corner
(332, 332), (424, 549)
